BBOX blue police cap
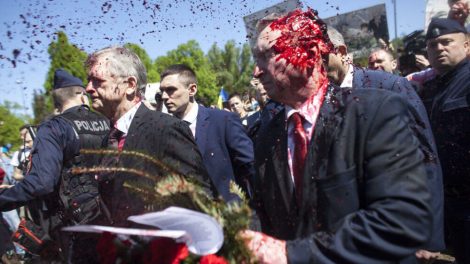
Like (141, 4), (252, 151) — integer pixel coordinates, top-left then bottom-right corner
(426, 18), (467, 40)
(53, 69), (84, 90)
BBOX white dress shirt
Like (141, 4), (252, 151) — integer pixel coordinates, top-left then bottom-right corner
(182, 102), (199, 138)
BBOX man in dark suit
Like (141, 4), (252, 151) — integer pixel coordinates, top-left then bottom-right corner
(159, 64), (255, 202)
(242, 9), (432, 263)
(246, 77), (283, 140)
(85, 47), (213, 227)
(326, 27), (445, 262)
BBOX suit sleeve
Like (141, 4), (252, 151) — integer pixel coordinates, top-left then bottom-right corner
(225, 113), (256, 198)
(287, 94), (432, 263)
(160, 119), (214, 196)
(0, 120), (71, 211)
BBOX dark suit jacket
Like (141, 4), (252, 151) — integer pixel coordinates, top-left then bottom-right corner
(247, 100), (284, 140)
(100, 104), (213, 226)
(195, 105), (255, 201)
(253, 85), (432, 263)
(352, 68), (445, 251)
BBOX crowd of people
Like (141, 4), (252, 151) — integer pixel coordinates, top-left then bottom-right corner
(1, 1), (470, 263)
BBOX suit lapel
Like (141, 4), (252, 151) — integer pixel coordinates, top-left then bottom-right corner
(124, 104), (147, 150)
(269, 109), (295, 212)
(300, 85), (345, 214)
(195, 105), (209, 155)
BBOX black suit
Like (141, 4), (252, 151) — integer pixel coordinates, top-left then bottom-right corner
(252, 85), (432, 263)
(100, 104), (213, 226)
(352, 68), (445, 252)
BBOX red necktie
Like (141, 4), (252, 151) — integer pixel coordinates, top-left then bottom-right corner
(98, 127), (124, 181)
(108, 127), (124, 151)
(291, 112), (308, 203)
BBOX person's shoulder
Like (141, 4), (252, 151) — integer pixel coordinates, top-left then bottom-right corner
(147, 109), (180, 125)
(457, 58), (470, 75)
(354, 68), (402, 86)
(39, 114), (71, 130)
(334, 84), (403, 109)
(201, 105), (237, 119)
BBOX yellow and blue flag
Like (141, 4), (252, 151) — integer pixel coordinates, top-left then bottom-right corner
(217, 87), (228, 109)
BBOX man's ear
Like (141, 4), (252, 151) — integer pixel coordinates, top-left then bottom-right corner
(463, 37), (469, 54)
(125, 76), (138, 96)
(338, 45), (348, 56)
(391, 59), (398, 71)
(188, 83), (198, 97)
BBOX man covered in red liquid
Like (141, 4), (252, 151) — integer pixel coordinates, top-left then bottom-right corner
(242, 9), (433, 263)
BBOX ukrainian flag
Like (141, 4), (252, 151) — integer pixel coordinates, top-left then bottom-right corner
(217, 87), (228, 109)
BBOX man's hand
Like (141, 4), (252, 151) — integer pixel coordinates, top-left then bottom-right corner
(415, 55), (430, 70)
(0, 185), (13, 189)
(415, 249), (440, 264)
(239, 230), (287, 264)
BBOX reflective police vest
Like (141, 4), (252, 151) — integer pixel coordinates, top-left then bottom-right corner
(57, 106), (111, 225)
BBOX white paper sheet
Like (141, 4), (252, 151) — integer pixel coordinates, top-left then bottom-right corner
(128, 207), (224, 255)
(62, 225), (186, 238)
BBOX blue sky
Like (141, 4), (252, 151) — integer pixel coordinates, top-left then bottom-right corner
(0, 0), (426, 117)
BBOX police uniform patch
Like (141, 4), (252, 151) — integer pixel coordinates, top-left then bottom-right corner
(432, 28), (440, 38)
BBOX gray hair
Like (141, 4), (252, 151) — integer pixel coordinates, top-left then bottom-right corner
(327, 27), (345, 48)
(86, 46), (147, 97)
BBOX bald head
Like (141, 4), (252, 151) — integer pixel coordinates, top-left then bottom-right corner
(368, 48), (397, 73)
(326, 27), (350, 85)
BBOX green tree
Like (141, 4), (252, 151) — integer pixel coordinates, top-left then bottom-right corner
(43, 31), (87, 116)
(154, 40), (218, 105)
(0, 103), (27, 149)
(124, 43), (159, 83)
(207, 40), (254, 96)
(32, 90), (50, 125)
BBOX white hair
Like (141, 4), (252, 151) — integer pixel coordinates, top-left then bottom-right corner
(86, 46), (147, 97)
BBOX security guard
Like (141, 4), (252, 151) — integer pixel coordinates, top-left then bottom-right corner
(0, 69), (110, 262)
(421, 18), (470, 263)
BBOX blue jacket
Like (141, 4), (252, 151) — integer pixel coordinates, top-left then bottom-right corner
(195, 105), (255, 202)
(353, 68), (445, 251)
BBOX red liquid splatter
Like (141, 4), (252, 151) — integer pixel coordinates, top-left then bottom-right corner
(269, 8), (333, 92)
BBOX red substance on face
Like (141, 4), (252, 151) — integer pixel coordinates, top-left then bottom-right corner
(269, 8), (333, 92)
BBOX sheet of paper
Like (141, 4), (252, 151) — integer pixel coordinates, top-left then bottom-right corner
(128, 207), (224, 255)
(62, 225), (186, 239)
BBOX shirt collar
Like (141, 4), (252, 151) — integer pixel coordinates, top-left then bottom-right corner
(115, 102), (141, 134)
(285, 84), (328, 126)
(182, 102), (199, 125)
(340, 64), (354, 88)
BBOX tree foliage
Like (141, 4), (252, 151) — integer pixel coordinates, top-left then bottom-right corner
(42, 31), (87, 118)
(0, 103), (27, 149)
(207, 41), (254, 96)
(154, 40), (219, 105)
(124, 43), (159, 83)
(32, 90), (50, 125)
(39, 32), (254, 110)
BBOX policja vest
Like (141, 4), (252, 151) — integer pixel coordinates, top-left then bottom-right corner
(13, 106), (111, 258)
(56, 105), (111, 225)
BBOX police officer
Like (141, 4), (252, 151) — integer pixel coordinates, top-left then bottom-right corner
(0, 69), (110, 262)
(421, 18), (470, 263)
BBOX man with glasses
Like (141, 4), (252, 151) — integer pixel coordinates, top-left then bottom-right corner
(85, 47), (214, 226)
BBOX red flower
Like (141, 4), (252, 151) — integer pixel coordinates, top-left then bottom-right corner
(96, 232), (118, 264)
(142, 237), (189, 264)
(199, 254), (229, 264)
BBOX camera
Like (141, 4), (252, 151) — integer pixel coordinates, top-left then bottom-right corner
(398, 30), (427, 75)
